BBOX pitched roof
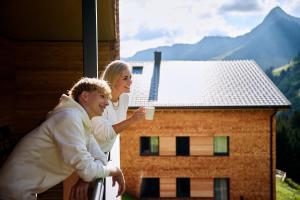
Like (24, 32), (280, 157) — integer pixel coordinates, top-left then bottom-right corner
(128, 60), (291, 109)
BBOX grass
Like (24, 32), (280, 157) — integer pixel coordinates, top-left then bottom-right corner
(122, 193), (137, 200)
(273, 63), (293, 76)
(277, 178), (300, 200)
(272, 60), (299, 76)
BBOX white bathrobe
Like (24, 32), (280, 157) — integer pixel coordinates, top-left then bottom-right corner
(0, 95), (109, 200)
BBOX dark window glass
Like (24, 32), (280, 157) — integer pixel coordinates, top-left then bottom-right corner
(214, 136), (229, 156)
(140, 137), (159, 156)
(176, 137), (189, 156)
(176, 178), (190, 197)
(214, 178), (229, 200)
(140, 178), (159, 198)
(132, 66), (143, 74)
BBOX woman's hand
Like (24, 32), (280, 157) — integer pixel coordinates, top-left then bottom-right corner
(130, 107), (146, 122)
(111, 107), (146, 134)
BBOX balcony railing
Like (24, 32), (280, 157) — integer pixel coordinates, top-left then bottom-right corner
(90, 152), (110, 200)
(90, 178), (105, 200)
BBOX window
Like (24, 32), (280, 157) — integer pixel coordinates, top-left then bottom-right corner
(140, 136), (159, 155)
(214, 178), (229, 200)
(132, 66), (143, 74)
(176, 137), (189, 156)
(140, 178), (159, 198)
(177, 178), (190, 197)
(214, 136), (229, 156)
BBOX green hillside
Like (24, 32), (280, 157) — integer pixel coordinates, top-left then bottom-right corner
(273, 63), (293, 76)
(266, 54), (300, 184)
(272, 59), (300, 76)
(267, 54), (300, 112)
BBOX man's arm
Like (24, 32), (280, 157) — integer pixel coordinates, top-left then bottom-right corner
(51, 111), (109, 181)
(70, 167), (125, 200)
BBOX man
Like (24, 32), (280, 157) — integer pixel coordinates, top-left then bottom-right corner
(0, 78), (125, 200)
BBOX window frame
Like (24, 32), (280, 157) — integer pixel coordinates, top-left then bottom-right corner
(132, 66), (143, 74)
(213, 136), (229, 156)
(176, 136), (190, 156)
(140, 136), (159, 156)
(214, 178), (230, 200)
(176, 177), (190, 197)
(140, 178), (160, 198)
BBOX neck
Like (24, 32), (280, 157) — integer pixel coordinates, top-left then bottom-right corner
(79, 101), (94, 119)
(111, 91), (121, 102)
(84, 107), (94, 119)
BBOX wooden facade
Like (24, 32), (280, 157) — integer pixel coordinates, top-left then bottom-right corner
(0, 0), (120, 199)
(121, 109), (276, 199)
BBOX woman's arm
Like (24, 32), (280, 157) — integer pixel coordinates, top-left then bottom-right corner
(112, 107), (145, 133)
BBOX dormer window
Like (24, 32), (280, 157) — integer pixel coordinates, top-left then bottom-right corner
(132, 66), (143, 74)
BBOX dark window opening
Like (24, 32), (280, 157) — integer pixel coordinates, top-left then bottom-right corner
(214, 178), (229, 200)
(176, 137), (189, 156)
(132, 66), (143, 74)
(177, 177), (190, 197)
(140, 178), (159, 198)
(140, 136), (159, 156)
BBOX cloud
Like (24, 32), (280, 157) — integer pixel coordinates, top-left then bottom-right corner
(278, 0), (300, 15)
(120, 0), (300, 57)
(129, 27), (172, 41)
(219, 0), (262, 13)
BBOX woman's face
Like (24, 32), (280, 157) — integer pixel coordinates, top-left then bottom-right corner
(114, 67), (132, 94)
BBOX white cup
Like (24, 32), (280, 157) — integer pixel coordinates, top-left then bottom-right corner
(145, 106), (155, 120)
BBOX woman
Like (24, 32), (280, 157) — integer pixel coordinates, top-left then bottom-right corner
(92, 60), (145, 152)
(91, 60), (145, 199)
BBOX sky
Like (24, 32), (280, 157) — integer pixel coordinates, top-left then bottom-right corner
(120, 0), (300, 58)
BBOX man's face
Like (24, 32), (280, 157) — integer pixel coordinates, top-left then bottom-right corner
(85, 91), (109, 118)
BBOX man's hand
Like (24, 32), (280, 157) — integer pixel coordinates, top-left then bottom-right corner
(110, 167), (126, 197)
(70, 178), (90, 200)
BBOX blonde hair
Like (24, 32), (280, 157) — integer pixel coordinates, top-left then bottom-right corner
(68, 77), (111, 102)
(101, 60), (130, 88)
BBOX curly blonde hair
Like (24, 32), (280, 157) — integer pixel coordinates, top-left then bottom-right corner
(68, 77), (111, 102)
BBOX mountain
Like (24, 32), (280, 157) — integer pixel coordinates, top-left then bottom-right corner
(266, 54), (300, 112)
(125, 7), (300, 70)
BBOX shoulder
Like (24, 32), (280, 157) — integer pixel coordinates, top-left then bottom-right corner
(120, 93), (129, 105)
(50, 108), (83, 124)
(91, 116), (112, 127)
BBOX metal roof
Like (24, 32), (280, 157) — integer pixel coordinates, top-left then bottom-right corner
(128, 60), (291, 109)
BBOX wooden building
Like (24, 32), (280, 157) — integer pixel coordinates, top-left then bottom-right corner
(121, 52), (290, 199)
(0, 0), (120, 199)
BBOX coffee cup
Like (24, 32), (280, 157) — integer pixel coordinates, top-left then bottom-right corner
(145, 106), (155, 120)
